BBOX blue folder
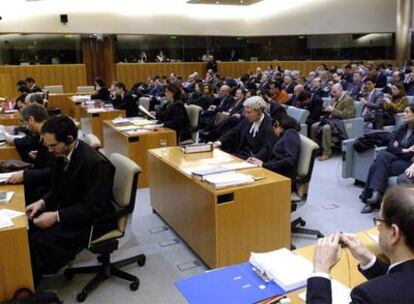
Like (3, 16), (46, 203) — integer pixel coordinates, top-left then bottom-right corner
(175, 262), (305, 304)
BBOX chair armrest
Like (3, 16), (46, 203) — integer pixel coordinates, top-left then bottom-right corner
(343, 118), (364, 139)
(341, 138), (357, 178)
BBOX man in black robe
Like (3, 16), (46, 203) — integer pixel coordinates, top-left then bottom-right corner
(26, 116), (116, 285)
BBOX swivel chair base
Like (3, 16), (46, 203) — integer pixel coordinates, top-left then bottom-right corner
(64, 253), (146, 303)
(291, 217), (324, 239)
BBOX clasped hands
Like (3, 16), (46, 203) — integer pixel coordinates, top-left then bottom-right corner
(26, 200), (58, 229)
(313, 233), (375, 274)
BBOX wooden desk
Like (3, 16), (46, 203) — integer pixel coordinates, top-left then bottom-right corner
(48, 93), (77, 117)
(287, 228), (381, 304)
(0, 184), (33, 301)
(0, 144), (20, 161)
(80, 108), (125, 146)
(0, 113), (21, 126)
(103, 121), (176, 188)
(148, 147), (291, 269)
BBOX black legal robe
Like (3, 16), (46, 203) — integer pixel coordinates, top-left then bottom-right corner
(29, 141), (116, 278)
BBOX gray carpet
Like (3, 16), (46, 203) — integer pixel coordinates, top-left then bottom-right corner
(40, 155), (377, 303)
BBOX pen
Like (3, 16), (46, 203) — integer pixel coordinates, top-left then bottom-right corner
(248, 148), (254, 158)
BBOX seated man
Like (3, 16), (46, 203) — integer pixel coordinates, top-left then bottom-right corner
(360, 76), (384, 128)
(112, 81), (138, 117)
(213, 96), (275, 160)
(307, 185), (414, 304)
(311, 84), (355, 161)
(26, 116), (116, 284)
(6, 104), (55, 204)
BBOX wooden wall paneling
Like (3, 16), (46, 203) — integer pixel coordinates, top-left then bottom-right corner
(0, 73), (14, 98)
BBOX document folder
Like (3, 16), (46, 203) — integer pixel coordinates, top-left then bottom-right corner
(176, 262), (306, 304)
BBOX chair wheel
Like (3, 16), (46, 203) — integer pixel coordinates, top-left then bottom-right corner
(317, 233), (324, 238)
(64, 271), (74, 280)
(300, 220), (306, 227)
(77, 291), (87, 302)
(137, 255), (146, 267)
(130, 279), (140, 291)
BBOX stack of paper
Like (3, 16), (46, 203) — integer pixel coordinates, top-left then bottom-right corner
(299, 279), (351, 304)
(87, 108), (106, 114)
(0, 215), (13, 229)
(0, 192), (14, 203)
(0, 209), (25, 219)
(203, 172), (255, 189)
(192, 167), (234, 180)
(249, 248), (313, 292)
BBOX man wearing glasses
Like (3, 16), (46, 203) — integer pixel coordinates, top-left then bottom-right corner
(306, 185), (414, 303)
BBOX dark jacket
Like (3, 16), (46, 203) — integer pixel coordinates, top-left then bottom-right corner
(262, 128), (300, 180)
(91, 87), (110, 101)
(305, 95), (323, 125)
(30, 85), (43, 93)
(306, 259), (414, 304)
(219, 114), (275, 160)
(386, 124), (414, 161)
(112, 93), (138, 117)
(30, 141), (116, 275)
(157, 100), (191, 142)
(215, 95), (235, 113)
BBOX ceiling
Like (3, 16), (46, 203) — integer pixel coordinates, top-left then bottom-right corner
(187, 0), (263, 5)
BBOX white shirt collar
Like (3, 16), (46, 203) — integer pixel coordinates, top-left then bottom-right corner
(388, 259), (411, 273)
(249, 113), (265, 138)
(65, 140), (79, 164)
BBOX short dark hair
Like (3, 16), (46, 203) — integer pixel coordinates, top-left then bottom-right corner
(41, 116), (78, 143)
(21, 103), (48, 123)
(270, 81), (282, 90)
(16, 80), (26, 87)
(165, 83), (182, 100)
(25, 77), (35, 83)
(298, 90), (312, 102)
(274, 114), (300, 131)
(382, 186), (414, 251)
(18, 85), (30, 94)
(114, 81), (127, 91)
(28, 93), (44, 105)
(364, 76), (377, 84)
(95, 77), (107, 88)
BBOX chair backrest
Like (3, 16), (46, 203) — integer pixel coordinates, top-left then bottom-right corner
(44, 85), (64, 94)
(322, 97), (332, 108)
(296, 134), (319, 182)
(83, 133), (102, 150)
(185, 104), (203, 129)
(287, 106), (310, 124)
(139, 97), (151, 111)
(395, 112), (405, 129)
(77, 86), (95, 93)
(110, 153), (141, 233)
(354, 101), (363, 118)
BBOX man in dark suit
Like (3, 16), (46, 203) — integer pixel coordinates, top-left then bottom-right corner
(307, 185), (414, 304)
(25, 77), (42, 93)
(6, 104), (55, 204)
(112, 81), (139, 117)
(26, 116), (116, 285)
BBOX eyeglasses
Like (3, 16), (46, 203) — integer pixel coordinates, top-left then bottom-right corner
(373, 217), (390, 226)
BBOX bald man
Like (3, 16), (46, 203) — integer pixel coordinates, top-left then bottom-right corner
(311, 84), (355, 161)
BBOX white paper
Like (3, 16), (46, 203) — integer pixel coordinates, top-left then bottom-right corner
(138, 105), (156, 119)
(249, 248), (313, 291)
(4, 109), (19, 114)
(299, 279), (351, 304)
(0, 192), (14, 203)
(4, 131), (25, 139)
(221, 162), (258, 170)
(0, 215), (14, 229)
(87, 108), (106, 114)
(0, 209), (25, 219)
(0, 173), (13, 183)
(204, 172), (255, 189)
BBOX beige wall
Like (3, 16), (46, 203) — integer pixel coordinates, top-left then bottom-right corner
(0, 0), (397, 36)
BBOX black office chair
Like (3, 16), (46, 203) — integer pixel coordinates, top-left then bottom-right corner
(64, 153), (146, 302)
(291, 135), (324, 240)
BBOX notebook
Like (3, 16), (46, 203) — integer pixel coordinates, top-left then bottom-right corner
(203, 172), (255, 189)
(249, 248), (313, 291)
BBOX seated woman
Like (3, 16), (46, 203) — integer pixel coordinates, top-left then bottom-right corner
(155, 83), (191, 143)
(381, 83), (408, 126)
(214, 96), (275, 160)
(91, 77), (110, 101)
(15, 84), (30, 112)
(360, 104), (414, 213)
(112, 82), (138, 117)
(247, 114), (301, 183)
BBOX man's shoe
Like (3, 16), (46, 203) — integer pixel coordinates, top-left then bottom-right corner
(318, 153), (331, 161)
(361, 204), (376, 214)
(366, 190), (381, 205)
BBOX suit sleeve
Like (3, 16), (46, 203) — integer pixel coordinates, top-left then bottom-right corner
(161, 104), (186, 130)
(306, 277), (333, 304)
(387, 127), (414, 160)
(358, 258), (389, 280)
(331, 98), (355, 119)
(263, 131), (300, 172)
(58, 161), (115, 227)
